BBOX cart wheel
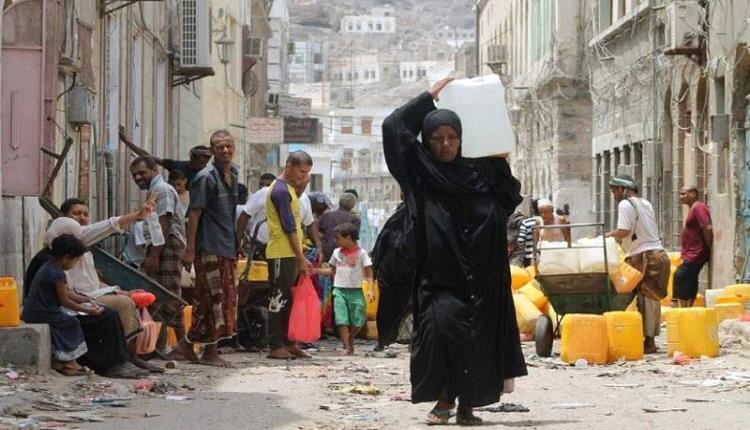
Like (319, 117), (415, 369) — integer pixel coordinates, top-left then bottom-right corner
(535, 315), (554, 357)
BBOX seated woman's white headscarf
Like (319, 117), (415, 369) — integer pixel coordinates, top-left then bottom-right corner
(43, 217), (83, 247)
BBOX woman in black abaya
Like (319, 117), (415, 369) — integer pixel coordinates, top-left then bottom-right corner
(381, 78), (527, 425)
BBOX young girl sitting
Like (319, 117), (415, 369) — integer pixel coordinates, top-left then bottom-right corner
(316, 223), (374, 354)
(22, 234), (105, 376)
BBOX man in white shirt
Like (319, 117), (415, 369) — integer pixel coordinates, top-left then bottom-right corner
(606, 175), (670, 354)
(237, 174), (276, 259)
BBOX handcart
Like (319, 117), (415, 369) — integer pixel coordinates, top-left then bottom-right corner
(531, 223), (636, 357)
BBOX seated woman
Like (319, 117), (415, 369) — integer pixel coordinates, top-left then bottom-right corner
(25, 218), (148, 379)
(57, 198), (163, 371)
(22, 234), (93, 376)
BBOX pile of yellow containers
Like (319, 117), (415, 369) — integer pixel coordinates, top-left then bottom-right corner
(236, 259), (270, 282)
(512, 269), (554, 335)
(560, 314), (609, 365)
(510, 266), (532, 290)
(604, 311), (644, 361)
(0, 277), (20, 327)
(513, 293), (542, 334)
(167, 305), (193, 347)
(714, 303), (744, 323)
(661, 252), (682, 306)
(665, 308), (719, 358)
(517, 282), (548, 310)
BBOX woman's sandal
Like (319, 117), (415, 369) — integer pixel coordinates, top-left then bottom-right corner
(456, 407), (483, 426)
(52, 362), (88, 376)
(426, 407), (453, 426)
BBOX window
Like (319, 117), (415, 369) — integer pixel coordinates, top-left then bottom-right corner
(368, 21), (374, 30)
(361, 117), (373, 135)
(717, 142), (729, 194)
(310, 174), (323, 192)
(409, 70), (414, 78)
(599, 0), (613, 31)
(376, 23), (382, 31)
(342, 117), (353, 134)
(715, 76), (726, 114)
(244, 37), (262, 57)
(313, 53), (322, 64)
(437, 52), (445, 60)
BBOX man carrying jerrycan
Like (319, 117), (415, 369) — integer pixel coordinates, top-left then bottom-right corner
(606, 175), (670, 354)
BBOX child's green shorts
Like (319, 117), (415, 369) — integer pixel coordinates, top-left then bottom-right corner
(333, 287), (366, 327)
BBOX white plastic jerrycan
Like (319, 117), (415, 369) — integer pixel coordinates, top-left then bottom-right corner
(435, 74), (515, 158)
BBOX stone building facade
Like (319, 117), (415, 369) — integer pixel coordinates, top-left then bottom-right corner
(477, 0), (593, 224)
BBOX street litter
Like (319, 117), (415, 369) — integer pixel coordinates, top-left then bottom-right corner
(678, 379), (723, 388)
(133, 379), (156, 392)
(349, 385), (381, 395)
(643, 407), (688, 413)
(551, 403), (595, 410)
(672, 351), (695, 365)
(91, 398), (130, 407)
(5, 371), (19, 380)
(165, 395), (193, 402)
(390, 394), (411, 402)
(475, 403), (530, 413)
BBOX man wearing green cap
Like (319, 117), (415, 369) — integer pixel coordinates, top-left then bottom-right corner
(606, 174), (670, 354)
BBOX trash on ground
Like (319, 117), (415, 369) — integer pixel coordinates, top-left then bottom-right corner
(551, 403), (595, 410)
(165, 395), (193, 402)
(643, 407), (688, 413)
(476, 403), (530, 413)
(349, 385), (381, 395)
(672, 351), (695, 365)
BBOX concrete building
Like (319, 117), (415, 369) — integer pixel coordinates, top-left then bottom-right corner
(585, 0), (750, 287)
(203, 0), (253, 184)
(435, 27), (476, 50)
(268, 0), (291, 107)
(1, 0), (213, 287)
(340, 6), (396, 34)
(703, 0), (750, 284)
(320, 107), (401, 231)
(330, 53), (381, 85)
(477, 0), (593, 225)
(455, 42), (477, 79)
(289, 39), (329, 84)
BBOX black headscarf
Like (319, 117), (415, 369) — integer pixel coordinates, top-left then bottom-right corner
(422, 109), (463, 146)
(417, 107), (521, 213)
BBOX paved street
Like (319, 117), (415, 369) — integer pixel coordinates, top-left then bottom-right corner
(2, 330), (749, 430)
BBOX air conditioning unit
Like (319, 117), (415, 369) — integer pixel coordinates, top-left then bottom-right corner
(179, 0), (211, 70)
(487, 45), (507, 64)
(666, 1), (703, 51)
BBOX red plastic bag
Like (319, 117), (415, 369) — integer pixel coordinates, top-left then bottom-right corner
(134, 308), (162, 355)
(287, 276), (321, 343)
(130, 291), (156, 309)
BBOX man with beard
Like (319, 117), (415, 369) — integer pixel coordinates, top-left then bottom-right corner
(129, 156), (187, 360)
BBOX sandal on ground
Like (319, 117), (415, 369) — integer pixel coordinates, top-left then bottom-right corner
(52, 361), (88, 376)
(426, 407), (452, 426)
(456, 407), (483, 426)
(131, 357), (165, 373)
(103, 362), (149, 379)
